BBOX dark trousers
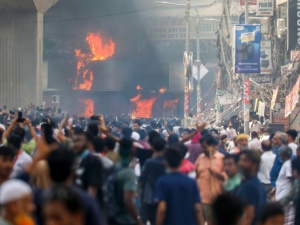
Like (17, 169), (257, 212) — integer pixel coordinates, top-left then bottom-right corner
(144, 203), (157, 225)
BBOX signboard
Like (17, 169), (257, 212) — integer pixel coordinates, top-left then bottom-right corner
(244, 79), (251, 121)
(271, 86), (279, 110)
(250, 75), (271, 84)
(260, 41), (272, 74)
(272, 115), (289, 131)
(235, 25), (261, 74)
(288, 0), (300, 55)
(192, 64), (209, 80)
(240, 0), (257, 5)
(285, 75), (300, 117)
(290, 50), (300, 61)
(256, 0), (274, 16)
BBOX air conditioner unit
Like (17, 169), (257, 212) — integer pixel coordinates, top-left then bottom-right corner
(51, 95), (59, 104)
(249, 17), (270, 34)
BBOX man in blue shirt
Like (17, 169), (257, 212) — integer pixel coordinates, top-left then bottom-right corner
(270, 132), (286, 190)
(155, 147), (203, 225)
(236, 150), (267, 225)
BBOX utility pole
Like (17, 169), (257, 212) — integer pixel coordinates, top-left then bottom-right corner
(195, 17), (201, 120)
(243, 0), (250, 134)
(184, 0), (190, 127)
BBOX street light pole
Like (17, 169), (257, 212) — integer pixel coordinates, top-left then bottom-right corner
(195, 17), (201, 120)
(184, 0), (190, 127)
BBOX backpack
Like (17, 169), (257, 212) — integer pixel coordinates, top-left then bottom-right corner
(103, 166), (124, 221)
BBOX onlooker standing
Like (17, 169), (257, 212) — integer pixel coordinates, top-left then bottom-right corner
(248, 131), (261, 152)
(236, 150), (267, 225)
(226, 121), (237, 141)
(195, 134), (226, 225)
(223, 154), (242, 193)
(139, 138), (166, 225)
(258, 202), (285, 225)
(286, 130), (298, 156)
(104, 137), (120, 164)
(250, 116), (262, 133)
(258, 140), (276, 194)
(0, 146), (15, 185)
(155, 148), (203, 225)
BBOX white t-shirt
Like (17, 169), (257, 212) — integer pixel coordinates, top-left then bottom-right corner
(248, 138), (262, 152)
(275, 159), (292, 200)
(10, 151), (32, 178)
(288, 142), (298, 156)
(249, 121), (262, 132)
(258, 151), (276, 184)
(226, 128), (237, 140)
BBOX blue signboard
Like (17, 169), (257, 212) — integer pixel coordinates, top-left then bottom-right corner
(234, 25), (261, 74)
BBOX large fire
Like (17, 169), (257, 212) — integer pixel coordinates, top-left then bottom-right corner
(73, 32), (115, 90)
(79, 99), (94, 117)
(131, 97), (158, 118)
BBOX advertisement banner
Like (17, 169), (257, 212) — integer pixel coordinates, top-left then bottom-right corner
(244, 79), (251, 121)
(288, 0), (299, 55)
(260, 41), (272, 74)
(271, 86), (279, 110)
(290, 50), (300, 61)
(285, 75), (300, 117)
(240, 0), (257, 5)
(235, 25), (261, 74)
(256, 0), (274, 16)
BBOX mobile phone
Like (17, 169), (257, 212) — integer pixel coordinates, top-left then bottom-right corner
(17, 108), (25, 123)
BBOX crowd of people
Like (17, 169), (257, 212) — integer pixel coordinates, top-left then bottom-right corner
(0, 105), (299, 225)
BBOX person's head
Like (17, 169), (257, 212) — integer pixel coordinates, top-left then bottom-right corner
(92, 136), (105, 154)
(261, 140), (272, 152)
(199, 134), (219, 156)
(171, 143), (189, 159)
(152, 138), (166, 153)
(279, 145), (292, 162)
(238, 150), (261, 177)
(258, 202), (284, 225)
(72, 131), (88, 155)
(46, 148), (76, 183)
(181, 128), (190, 138)
(7, 134), (22, 152)
(43, 184), (84, 225)
(236, 134), (248, 150)
(133, 119), (141, 131)
(224, 154), (239, 178)
(12, 126), (26, 141)
(138, 129), (147, 141)
(0, 179), (35, 218)
(119, 139), (133, 166)
(87, 123), (98, 137)
(251, 131), (258, 140)
(272, 132), (286, 147)
(164, 147), (182, 170)
(212, 194), (245, 225)
(167, 134), (179, 145)
(104, 137), (116, 152)
(148, 130), (161, 147)
(286, 129), (297, 143)
(210, 128), (219, 136)
(0, 146), (15, 180)
(121, 127), (133, 139)
(31, 160), (51, 190)
(227, 121), (233, 128)
(58, 108), (62, 114)
(292, 157), (300, 180)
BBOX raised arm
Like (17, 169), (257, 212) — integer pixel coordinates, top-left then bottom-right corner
(2, 116), (18, 141)
(24, 118), (37, 142)
(180, 122), (207, 143)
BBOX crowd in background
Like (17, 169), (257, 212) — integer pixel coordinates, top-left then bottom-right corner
(0, 105), (299, 225)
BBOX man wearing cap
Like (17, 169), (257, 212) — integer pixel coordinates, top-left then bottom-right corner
(0, 179), (35, 225)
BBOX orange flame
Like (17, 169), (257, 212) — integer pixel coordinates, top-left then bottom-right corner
(164, 99), (179, 109)
(136, 85), (142, 91)
(79, 99), (94, 117)
(131, 97), (157, 118)
(159, 88), (166, 94)
(130, 93), (142, 102)
(73, 32), (115, 90)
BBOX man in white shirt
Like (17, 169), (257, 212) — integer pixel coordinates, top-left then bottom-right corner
(226, 121), (237, 141)
(258, 140), (276, 193)
(248, 131), (261, 152)
(274, 145), (293, 200)
(286, 129), (298, 156)
(249, 116), (262, 133)
(7, 134), (32, 178)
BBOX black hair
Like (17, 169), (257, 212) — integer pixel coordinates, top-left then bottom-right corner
(43, 184), (83, 214)
(105, 137), (116, 150)
(148, 130), (160, 146)
(224, 154), (239, 164)
(133, 119), (142, 126)
(138, 129), (147, 140)
(0, 146), (16, 159)
(251, 131), (258, 138)
(211, 128), (219, 135)
(13, 126), (26, 140)
(171, 143), (188, 159)
(84, 132), (94, 144)
(286, 129), (298, 141)
(119, 139), (133, 159)
(292, 157), (300, 174)
(212, 194), (245, 225)
(46, 148), (76, 183)
(183, 128), (191, 134)
(93, 136), (105, 153)
(199, 134), (219, 146)
(121, 127), (132, 139)
(201, 129), (209, 136)
(164, 147), (182, 168)
(0, 129), (4, 140)
(73, 127), (84, 135)
(152, 138), (166, 152)
(43, 123), (56, 145)
(261, 140), (272, 151)
(7, 134), (22, 150)
(168, 134), (179, 145)
(259, 202), (284, 223)
(239, 150), (261, 166)
(87, 123), (99, 137)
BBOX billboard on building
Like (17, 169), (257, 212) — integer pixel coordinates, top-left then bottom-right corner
(256, 0), (274, 16)
(288, 0), (300, 55)
(234, 25), (261, 74)
(285, 75), (300, 117)
(260, 41), (272, 74)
